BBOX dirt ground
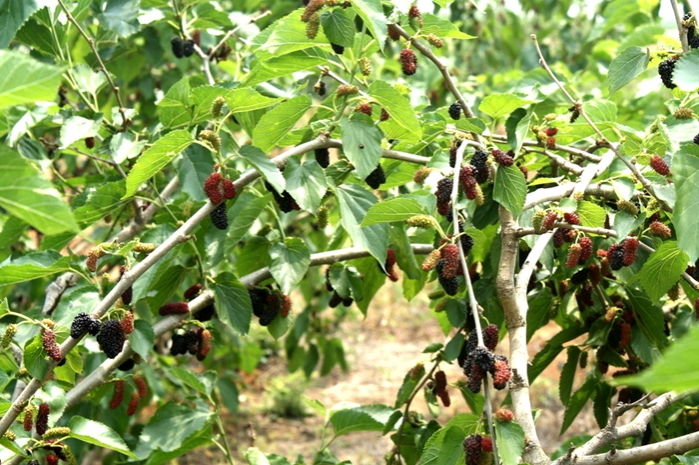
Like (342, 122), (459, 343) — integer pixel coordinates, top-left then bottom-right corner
(182, 282), (601, 465)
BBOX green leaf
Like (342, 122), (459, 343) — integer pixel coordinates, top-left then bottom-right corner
(191, 86), (227, 126)
(560, 375), (597, 434)
(252, 95), (311, 152)
(320, 9), (355, 47)
(245, 447), (271, 465)
(673, 168), (699, 263)
(673, 49), (699, 92)
(284, 157), (327, 212)
(244, 50), (329, 87)
(626, 287), (669, 350)
(97, 0), (140, 38)
(134, 402), (213, 457)
(131, 320), (154, 360)
(158, 78), (192, 128)
(478, 93), (533, 119)
(421, 13), (475, 40)
(394, 369), (422, 408)
(455, 118), (487, 134)
(60, 116), (102, 148)
(351, 0), (387, 49)
(225, 193), (269, 249)
(73, 181), (128, 226)
(495, 420), (525, 465)
(69, 416), (138, 459)
(361, 197), (428, 226)
(238, 145), (286, 193)
(593, 383), (615, 428)
(529, 327), (587, 382)
(505, 108), (531, 155)
(618, 324), (699, 393)
(493, 164), (526, 215)
(0, 0), (42, 48)
(608, 46), (650, 95)
(418, 414), (480, 465)
(576, 201), (606, 228)
(368, 80), (421, 143)
(24, 333), (50, 380)
(0, 50), (63, 108)
(212, 272), (252, 335)
(170, 366), (208, 395)
(225, 87), (282, 113)
(340, 114), (383, 180)
(336, 184), (389, 263)
(329, 404), (395, 437)
(559, 347), (581, 406)
(0, 148), (79, 235)
(269, 237), (311, 295)
(634, 241), (688, 304)
(0, 251), (73, 285)
(123, 130), (195, 199)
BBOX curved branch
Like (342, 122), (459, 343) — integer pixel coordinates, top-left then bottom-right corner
(572, 431), (699, 465)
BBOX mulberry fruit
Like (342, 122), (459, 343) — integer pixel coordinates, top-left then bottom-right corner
(120, 311), (134, 335)
(185, 329), (200, 355)
(619, 322), (632, 347)
(413, 166), (431, 184)
(449, 145), (458, 168)
(197, 328), (212, 361)
(588, 263), (601, 285)
(471, 149), (489, 184)
(553, 229), (566, 248)
(492, 149), (513, 166)
(463, 434), (482, 465)
(365, 164), (386, 189)
(336, 84), (359, 96)
(314, 80), (326, 96)
(184, 283), (203, 301)
(23, 405), (33, 431)
(492, 357), (511, 390)
(267, 183), (300, 212)
(460, 166), (479, 200)
(650, 155), (670, 175)
(1, 323), (16, 349)
(388, 23), (401, 41)
(211, 96), (225, 117)
(42, 329), (62, 361)
(250, 288), (271, 317)
(436, 260), (459, 296)
(96, 320), (126, 359)
(578, 237), (593, 264)
(407, 214), (434, 228)
(649, 221), (671, 238)
(617, 200), (639, 216)
(118, 358), (135, 371)
(448, 102), (462, 120)
(426, 33), (443, 48)
(306, 14), (320, 39)
(436, 389), (451, 407)
(694, 133), (699, 145)
(47, 455), (59, 465)
(159, 302), (190, 316)
(204, 172), (223, 204)
(36, 403), (50, 436)
(495, 408), (514, 422)
(182, 39), (195, 57)
(383, 248), (399, 282)
(330, 43), (345, 54)
(545, 128), (558, 136)
(355, 102), (372, 116)
(301, 0), (325, 22)
(210, 202), (229, 229)
(459, 231), (474, 256)
(421, 249), (441, 271)
(281, 293), (292, 317)
(440, 244), (460, 279)
(358, 57), (372, 75)
(171, 37), (184, 58)
(563, 212), (580, 225)
(466, 366), (483, 393)
(170, 332), (187, 356)
(481, 436), (493, 452)
(464, 346), (495, 374)
(222, 179), (237, 199)
(127, 392), (140, 416)
(400, 49), (417, 75)
(622, 238), (639, 266)
(658, 58), (677, 89)
(134, 374), (148, 398)
(315, 148), (330, 168)
(119, 265), (133, 306)
(608, 244), (625, 271)
(542, 211), (558, 230)
(380, 108), (390, 121)
(598, 359), (609, 374)
(566, 244), (582, 268)
(434, 371), (447, 393)
(110, 380), (125, 409)
(482, 324), (498, 351)
(329, 291), (343, 308)
(70, 312), (97, 339)
(196, 304), (216, 322)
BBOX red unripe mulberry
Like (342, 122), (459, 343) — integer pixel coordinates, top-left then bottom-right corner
(400, 49), (417, 75)
(281, 293), (292, 317)
(196, 328), (212, 361)
(434, 370), (447, 393)
(492, 149), (513, 166)
(481, 436), (493, 452)
(495, 408), (514, 422)
(650, 155), (670, 175)
(384, 248), (399, 282)
(542, 211), (558, 230)
(482, 324), (498, 351)
(492, 358), (511, 390)
(36, 403), (50, 436)
(119, 265), (132, 306)
(127, 391), (140, 416)
(388, 24), (401, 41)
(204, 172), (223, 204)
(649, 221), (672, 238)
(622, 237), (639, 266)
(23, 405), (33, 431)
(578, 237), (593, 264)
(460, 166), (478, 200)
(563, 212), (580, 225)
(440, 244), (460, 279)
(110, 380), (125, 409)
(566, 244), (582, 268)
(619, 322), (632, 347)
(184, 283), (203, 301)
(120, 311), (134, 335)
(544, 128), (558, 136)
(588, 263), (601, 285)
(42, 329), (62, 361)
(222, 179), (237, 199)
(159, 302), (190, 316)
(133, 374), (148, 398)
(355, 103), (372, 116)
(46, 454), (59, 465)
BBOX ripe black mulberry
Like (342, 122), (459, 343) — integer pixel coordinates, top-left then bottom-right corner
(448, 102), (462, 120)
(315, 148), (330, 168)
(71, 312), (97, 339)
(331, 43), (345, 54)
(365, 164), (386, 189)
(96, 320), (126, 359)
(171, 37), (184, 58)
(210, 202), (229, 229)
(463, 434), (482, 465)
(182, 39), (195, 57)
(436, 260), (459, 296)
(658, 58), (677, 89)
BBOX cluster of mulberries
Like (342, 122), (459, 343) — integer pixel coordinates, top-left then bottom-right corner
(119, 265), (133, 306)
(649, 155), (670, 175)
(435, 177), (453, 216)
(365, 164), (387, 189)
(170, 328), (212, 360)
(250, 288), (277, 326)
(97, 320), (127, 359)
(266, 182), (300, 213)
(315, 148), (330, 168)
(42, 329), (62, 361)
(470, 149), (489, 184)
(658, 58), (677, 89)
(381, 248), (400, 282)
(432, 370), (450, 407)
(448, 102), (462, 120)
(463, 434), (483, 465)
(459, 325), (510, 393)
(70, 312), (101, 339)
(400, 49), (418, 75)
(171, 37), (195, 58)
(159, 302), (190, 316)
(492, 149), (514, 167)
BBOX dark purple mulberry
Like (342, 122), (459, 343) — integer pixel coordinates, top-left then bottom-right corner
(448, 102), (462, 120)
(365, 164), (386, 189)
(96, 320), (126, 359)
(210, 201), (228, 230)
(658, 58), (677, 89)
